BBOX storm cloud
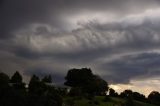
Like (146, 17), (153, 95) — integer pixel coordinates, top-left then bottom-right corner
(1, 0), (160, 90)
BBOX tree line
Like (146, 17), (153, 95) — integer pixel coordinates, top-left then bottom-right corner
(0, 68), (160, 106)
(0, 71), (62, 106)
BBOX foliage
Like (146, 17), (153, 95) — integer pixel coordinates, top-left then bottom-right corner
(0, 72), (10, 105)
(64, 68), (93, 87)
(69, 87), (83, 96)
(10, 71), (22, 83)
(42, 75), (52, 83)
(120, 89), (133, 98)
(0, 71), (27, 106)
(148, 91), (160, 105)
(65, 68), (108, 96)
(0, 72), (63, 106)
(28, 74), (42, 94)
(0, 72), (9, 89)
(28, 74), (62, 106)
(1, 70), (160, 106)
(132, 91), (146, 102)
(84, 75), (108, 96)
(109, 88), (118, 97)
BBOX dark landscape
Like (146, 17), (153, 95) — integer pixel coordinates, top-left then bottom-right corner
(1, 68), (160, 106)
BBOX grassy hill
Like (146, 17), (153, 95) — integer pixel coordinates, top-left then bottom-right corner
(63, 96), (158, 106)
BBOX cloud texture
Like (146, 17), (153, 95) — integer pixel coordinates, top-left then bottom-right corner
(1, 0), (160, 93)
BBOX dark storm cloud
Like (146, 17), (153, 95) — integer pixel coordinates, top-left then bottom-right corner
(100, 53), (160, 84)
(1, 0), (160, 84)
(1, 0), (160, 38)
(0, 0), (61, 38)
(10, 14), (160, 84)
(13, 13), (160, 61)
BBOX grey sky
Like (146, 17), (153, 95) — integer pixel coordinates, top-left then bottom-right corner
(1, 0), (160, 94)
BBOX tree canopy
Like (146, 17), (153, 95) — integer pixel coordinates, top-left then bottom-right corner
(1, 69), (160, 106)
(148, 91), (160, 105)
(109, 88), (118, 97)
(120, 89), (133, 98)
(64, 68), (93, 87)
(64, 68), (108, 95)
(10, 71), (22, 83)
(42, 75), (52, 83)
(0, 72), (9, 86)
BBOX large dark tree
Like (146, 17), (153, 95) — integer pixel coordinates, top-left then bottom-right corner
(84, 75), (108, 95)
(64, 68), (93, 87)
(148, 91), (160, 105)
(64, 68), (108, 96)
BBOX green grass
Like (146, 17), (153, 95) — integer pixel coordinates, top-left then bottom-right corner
(63, 96), (158, 106)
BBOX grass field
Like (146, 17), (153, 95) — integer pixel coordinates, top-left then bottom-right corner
(63, 96), (158, 106)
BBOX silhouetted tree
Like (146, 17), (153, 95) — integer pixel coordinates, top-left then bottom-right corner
(45, 86), (62, 106)
(109, 88), (118, 97)
(10, 71), (22, 83)
(69, 87), (82, 96)
(84, 75), (108, 96)
(0, 72), (10, 104)
(65, 68), (108, 96)
(28, 74), (42, 94)
(42, 75), (52, 83)
(148, 91), (160, 105)
(0, 71), (63, 106)
(64, 68), (93, 87)
(132, 92), (146, 102)
(120, 89), (133, 98)
(120, 90), (146, 104)
(0, 72), (9, 87)
(28, 74), (62, 106)
(10, 71), (25, 90)
(0, 72), (27, 106)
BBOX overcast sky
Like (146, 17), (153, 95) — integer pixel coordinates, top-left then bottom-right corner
(1, 0), (160, 96)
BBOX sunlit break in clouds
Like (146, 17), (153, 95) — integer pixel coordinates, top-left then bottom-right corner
(1, 0), (160, 96)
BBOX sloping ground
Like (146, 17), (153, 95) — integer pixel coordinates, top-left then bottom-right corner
(63, 96), (158, 106)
